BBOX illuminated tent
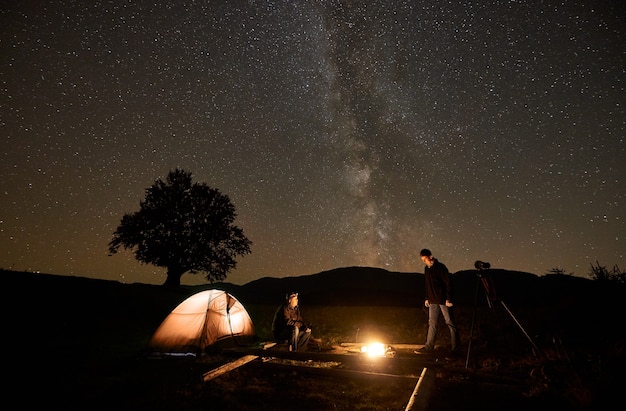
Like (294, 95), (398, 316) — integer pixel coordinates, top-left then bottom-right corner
(148, 289), (256, 354)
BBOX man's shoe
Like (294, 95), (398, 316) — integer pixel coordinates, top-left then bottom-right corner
(414, 346), (433, 354)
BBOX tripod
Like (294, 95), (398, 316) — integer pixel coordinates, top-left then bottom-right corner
(465, 261), (540, 369)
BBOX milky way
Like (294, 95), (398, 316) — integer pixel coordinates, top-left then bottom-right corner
(2, 1), (624, 285)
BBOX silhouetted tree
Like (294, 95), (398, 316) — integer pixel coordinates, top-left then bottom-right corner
(108, 168), (252, 287)
(588, 260), (625, 283)
(546, 267), (573, 276)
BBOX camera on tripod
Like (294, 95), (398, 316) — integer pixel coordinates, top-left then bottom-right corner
(474, 260), (491, 270)
(466, 259), (541, 365)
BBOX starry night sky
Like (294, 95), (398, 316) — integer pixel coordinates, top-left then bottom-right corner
(2, 1), (624, 286)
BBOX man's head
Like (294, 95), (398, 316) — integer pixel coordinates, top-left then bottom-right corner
(420, 248), (435, 267)
(286, 291), (299, 306)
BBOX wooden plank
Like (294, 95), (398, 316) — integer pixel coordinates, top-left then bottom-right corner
(202, 354), (259, 382)
(223, 346), (438, 369)
(404, 367), (435, 411)
(340, 343), (423, 350)
(249, 360), (421, 380)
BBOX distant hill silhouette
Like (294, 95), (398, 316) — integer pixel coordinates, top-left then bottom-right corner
(215, 266), (420, 306)
(209, 266), (607, 307)
(2, 266), (614, 309)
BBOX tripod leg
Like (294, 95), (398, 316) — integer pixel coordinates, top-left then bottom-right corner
(465, 275), (482, 369)
(499, 300), (540, 355)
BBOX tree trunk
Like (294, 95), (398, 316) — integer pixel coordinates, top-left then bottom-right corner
(163, 267), (184, 287)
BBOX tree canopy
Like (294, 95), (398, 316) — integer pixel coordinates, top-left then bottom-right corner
(108, 169), (252, 287)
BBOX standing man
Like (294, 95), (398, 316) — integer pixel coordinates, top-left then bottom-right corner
(415, 249), (461, 356)
(272, 291), (312, 352)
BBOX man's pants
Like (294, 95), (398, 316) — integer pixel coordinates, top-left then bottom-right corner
(425, 304), (460, 351)
(290, 326), (311, 351)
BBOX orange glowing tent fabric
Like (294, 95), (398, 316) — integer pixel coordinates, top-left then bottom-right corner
(148, 289), (256, 354)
